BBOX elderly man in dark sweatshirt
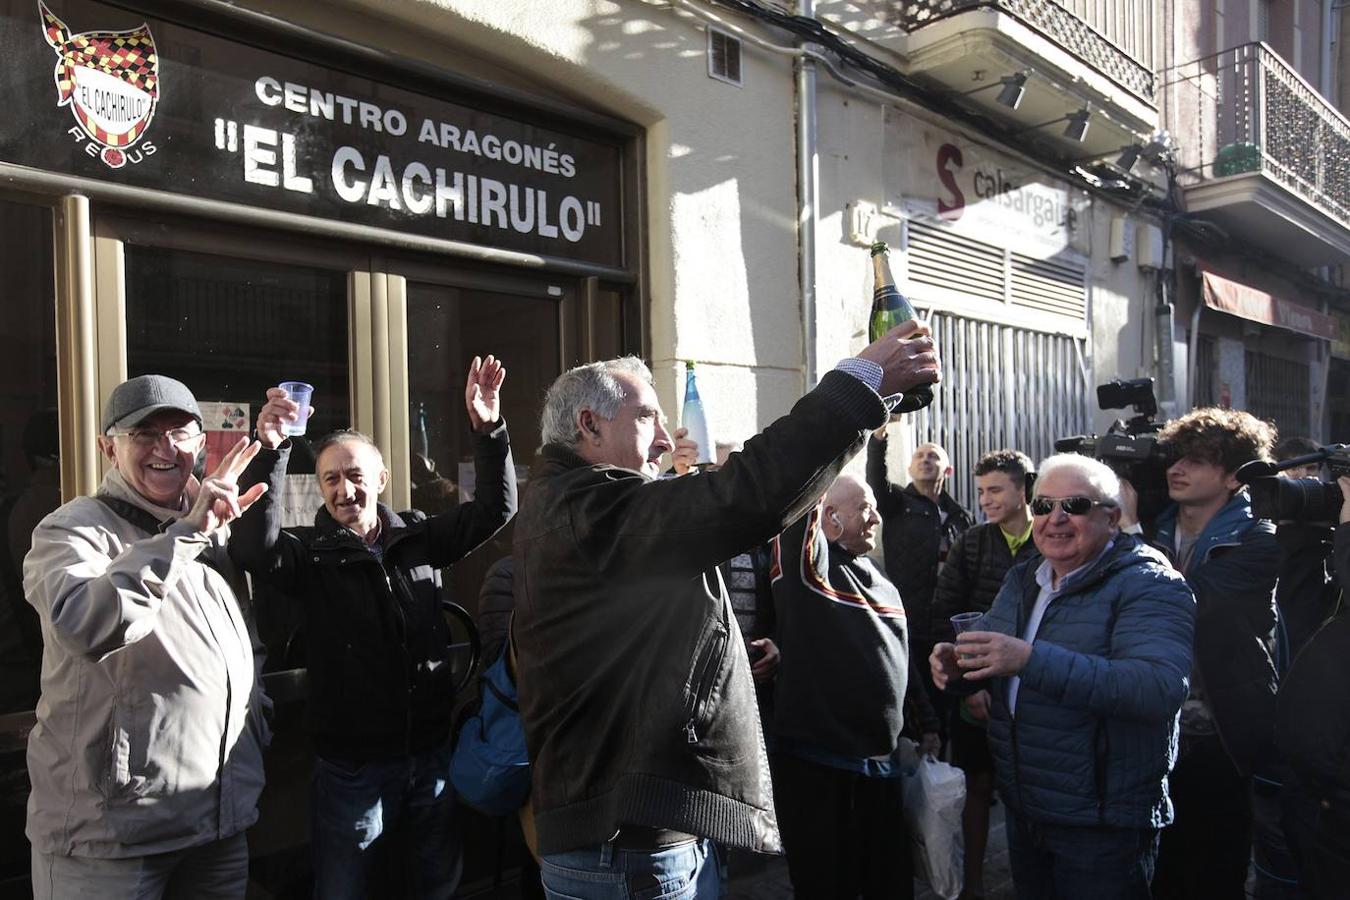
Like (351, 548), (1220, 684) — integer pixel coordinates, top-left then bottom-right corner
(770, 472), (939, 900)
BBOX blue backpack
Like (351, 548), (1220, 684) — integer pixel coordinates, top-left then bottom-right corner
(450, 634), (531, 816)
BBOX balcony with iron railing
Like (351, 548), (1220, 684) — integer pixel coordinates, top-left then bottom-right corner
(894, 0), (1155, 104)
(863, 0), (1158, 158)
(1169, 42), (1350, 265)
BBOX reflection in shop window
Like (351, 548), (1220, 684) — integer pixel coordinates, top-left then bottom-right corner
(406, 284), (559, 504)
(124, 246), (350, 478)
(0, 200), (57, 895)
(0, 201), (57, 720)
(406, 283), (562, 619)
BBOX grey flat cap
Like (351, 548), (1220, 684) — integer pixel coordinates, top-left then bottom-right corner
(101, 375), (204, 433)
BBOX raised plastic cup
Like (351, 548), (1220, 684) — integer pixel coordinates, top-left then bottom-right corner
(278, 382), (314, 436)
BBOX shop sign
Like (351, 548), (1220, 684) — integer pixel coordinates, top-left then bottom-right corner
(884, 113), (1090, 260)
(2, 0), (626, 267)
(1200, 269), (1337, 341)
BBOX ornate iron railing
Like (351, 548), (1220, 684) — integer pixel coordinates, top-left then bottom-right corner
(894, 0), (1155, 102)
(1169, 43), (1350, 231)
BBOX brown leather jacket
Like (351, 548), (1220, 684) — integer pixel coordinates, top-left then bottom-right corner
(513, 370), (887, 856)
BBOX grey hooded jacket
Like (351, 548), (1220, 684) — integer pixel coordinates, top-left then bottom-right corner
(22, 469), (269, 858)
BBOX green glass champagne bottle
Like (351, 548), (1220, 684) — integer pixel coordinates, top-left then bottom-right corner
(869, 240), (934, 413)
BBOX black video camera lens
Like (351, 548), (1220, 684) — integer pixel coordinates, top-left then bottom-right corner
(1248, 477), (1344, 523)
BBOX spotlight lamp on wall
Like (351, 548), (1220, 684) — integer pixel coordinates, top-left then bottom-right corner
(1062, 108), (1091, 142)
(1115, 144), (1142, 173)
(961, 70), (1029, 110)
(1012, 106), (1092, 143)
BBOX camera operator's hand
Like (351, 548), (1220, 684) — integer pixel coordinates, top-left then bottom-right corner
(1118, 479), (1139, 530)
(1339, 476), (1350, 524)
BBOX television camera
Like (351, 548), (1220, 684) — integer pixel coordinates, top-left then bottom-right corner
(1055, 378), (1173, 525)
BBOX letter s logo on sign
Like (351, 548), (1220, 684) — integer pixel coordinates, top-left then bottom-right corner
(937, 143), (965, 221)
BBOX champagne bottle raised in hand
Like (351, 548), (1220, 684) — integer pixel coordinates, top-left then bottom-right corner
(682, 361), (714, 467)
(869, 240), (934, 413)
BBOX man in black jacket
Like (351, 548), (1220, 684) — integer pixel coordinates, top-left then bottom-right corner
(931, 448), (1038, 900)
(512, 323), (940, 897)
(867, 431), (974, 733)
(235, 356), (516, 900)
(1274, 475), (1350, 899)
(1139, 408), (1279, 900)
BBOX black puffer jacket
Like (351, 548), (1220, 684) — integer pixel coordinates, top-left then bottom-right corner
(931, 522), (1039, 645)
(235, 424), (515, 762)
(1149, 494), (1279, 775)
(476, 555), (515, 666)
(866, 435), (975, 654)
(513, 371), (886, 856)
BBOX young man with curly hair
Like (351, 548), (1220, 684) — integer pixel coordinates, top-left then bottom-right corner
(1127, 407), (1279, 899)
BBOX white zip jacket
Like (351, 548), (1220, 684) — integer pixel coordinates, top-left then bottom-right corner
(22, 469), (269, 858)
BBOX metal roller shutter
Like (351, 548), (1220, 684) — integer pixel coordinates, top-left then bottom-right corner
(911, 311), (1091, 513)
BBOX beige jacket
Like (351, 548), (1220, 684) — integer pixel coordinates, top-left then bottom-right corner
(23, 469), (269, 858)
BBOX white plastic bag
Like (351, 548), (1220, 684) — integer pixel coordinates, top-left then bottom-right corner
(901, 742), (966, 900)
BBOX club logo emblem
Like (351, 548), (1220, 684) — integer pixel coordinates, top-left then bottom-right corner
(40, 2), (159, 169)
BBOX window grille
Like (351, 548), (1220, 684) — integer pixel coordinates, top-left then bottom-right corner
(708, 30), (742, 86)
(912, 311), (1090, 513)
(1194, 335), (1218, 407)
(1245, 350), (1310, 438)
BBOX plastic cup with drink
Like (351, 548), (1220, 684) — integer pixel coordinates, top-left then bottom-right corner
(950, 612), (984, 661)
(277, 381), (314, 436)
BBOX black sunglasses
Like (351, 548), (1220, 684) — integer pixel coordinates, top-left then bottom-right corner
(1030, 496), (1115, 517)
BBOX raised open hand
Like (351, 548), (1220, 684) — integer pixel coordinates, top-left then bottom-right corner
(185, 435), (267, 535)
(465, 355), (506, 433)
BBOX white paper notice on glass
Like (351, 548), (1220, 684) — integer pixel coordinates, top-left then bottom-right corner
(280, 474), (324, 528)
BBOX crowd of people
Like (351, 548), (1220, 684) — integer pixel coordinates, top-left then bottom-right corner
(14, 318), (1350, 899)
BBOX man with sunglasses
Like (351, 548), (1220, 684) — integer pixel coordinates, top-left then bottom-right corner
(1141, 407), (1280, 900)
(931, 454), (1194, 900)
(23, 375), (270, 899)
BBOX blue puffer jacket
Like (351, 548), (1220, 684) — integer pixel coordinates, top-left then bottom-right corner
(1149, 492), (1279, 775)
(974, 534), (1195, 829)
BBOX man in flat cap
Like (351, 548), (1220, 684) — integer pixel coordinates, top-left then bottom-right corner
(23, 374), (271, 899)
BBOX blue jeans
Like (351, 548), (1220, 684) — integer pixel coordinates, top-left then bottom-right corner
(540, 839), (720, 899)
(310, 742), (462, 900)
(1005, 811), (1158, 900)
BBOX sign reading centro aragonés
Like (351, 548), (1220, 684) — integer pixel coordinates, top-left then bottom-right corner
(1, 0), (626, 268)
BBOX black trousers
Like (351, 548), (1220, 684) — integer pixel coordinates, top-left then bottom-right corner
(771, 752), (914, 900)
(1152, 734), (1253, 900)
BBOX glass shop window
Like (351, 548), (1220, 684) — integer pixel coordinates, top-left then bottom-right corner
(405, 282), (562, 616)
(123, 245), (350, 477)
(0, 199), (57, 719)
